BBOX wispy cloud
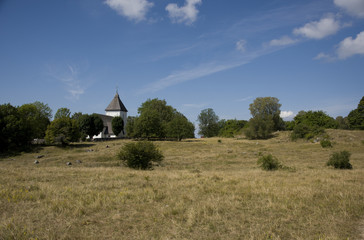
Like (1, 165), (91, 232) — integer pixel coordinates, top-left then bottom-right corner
(236, 39), (247, 52)
(236, 96), (253, 102)
(269, 36), (298, 47)
(47, 64), (86, 100)
(166, 0), (202, 25)
(182, 103), (208, 108)
(105, 0), (153, 22)
(137, 60), (248, 94)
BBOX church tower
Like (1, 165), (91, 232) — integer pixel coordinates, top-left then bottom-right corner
(105, 91), (128, 133)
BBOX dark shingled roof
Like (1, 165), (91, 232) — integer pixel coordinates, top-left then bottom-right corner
(105, 92), (128, 112)
(96, 114), (114, 135)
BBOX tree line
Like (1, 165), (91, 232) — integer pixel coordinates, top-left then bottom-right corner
(1, 96), (363, 153)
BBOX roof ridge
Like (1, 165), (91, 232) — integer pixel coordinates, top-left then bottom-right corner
(105, 92), (128, 112)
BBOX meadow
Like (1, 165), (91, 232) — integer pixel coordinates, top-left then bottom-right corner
(1, 130), (364, 239)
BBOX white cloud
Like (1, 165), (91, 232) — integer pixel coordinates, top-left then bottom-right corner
(314, 52), (336, 61)
(293, 15), (340, 39)
(166, 0), (202, 25)
(337, 31), (364, 59)
(236, 39), (247, 52)
(334, 0), (364, 18)
(138, 61), (247, 94)
(236, 96), (253, 102)
(280, 111), (295, 119)
(105, 0), (153, 22)
(47, 64), (86, 100)
(269, 36), (297, 46)
(182, 103), (208, 108)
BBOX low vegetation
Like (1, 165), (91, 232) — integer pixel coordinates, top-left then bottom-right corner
(327, 150), (352, 169)
(117, 141), (164, 170)
(1, 130), (364, 239)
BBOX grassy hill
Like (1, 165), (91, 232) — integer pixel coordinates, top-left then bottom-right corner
(1, 130), (364, 239)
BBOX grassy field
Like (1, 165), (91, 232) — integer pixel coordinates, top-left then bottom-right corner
(1, 130), (364, 239)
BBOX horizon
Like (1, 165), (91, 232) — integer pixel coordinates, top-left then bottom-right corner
(1, 0), (363, 124)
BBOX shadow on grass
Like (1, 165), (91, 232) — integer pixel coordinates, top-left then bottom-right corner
(0, 145), (44, 159)
(54, 143), (96, 149)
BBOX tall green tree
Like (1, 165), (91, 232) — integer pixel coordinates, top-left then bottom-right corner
(45, 117), (80, 145)
(198, 108), (219, 137)
(167, 112), (195, 141)
(245, 97), (283, 139)
(79, 114), (104, 139)
(112, 116), (124, 137)
(54, 108), (71, 119)
(0, 103), (33, 152)
(347, 96), (364, 130)
(18, 102), (51, 139)
(218, 119), (247, 138)
(134, 109), (163, 139)
(126, 116), (136, 138)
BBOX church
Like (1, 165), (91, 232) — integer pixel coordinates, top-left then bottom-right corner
(94, 92), (128, 139)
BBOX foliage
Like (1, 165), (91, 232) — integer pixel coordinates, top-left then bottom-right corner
(112, 116), (124, 137)
(245, 97), (283, 140)
(126, 116), (136, 137)
(327, 151), (352, 169)
(218, 119), (247, 138)
(257, 154), (281, 171)
(347, 97), (364, 130)
(54, 108), (71, 120)
(198, 108), (220, 137)
(117, 141), (164, 169)
(249, 97), (283, 130)
(290, 111), (336, 140)
(18, 102), (51, 139)
(166, 112), (195, 141)
(134, 109), (164, 139)
(335, 116), (349, 130)
(290, 123), (325, 140)
(78, 114), (104, 139)
(320, 139), (332, 148)
(0, 103), (33, 152)
(132, 99), (194, 140)
(245, 116), (275, 139)
(45, 117), (80, 145)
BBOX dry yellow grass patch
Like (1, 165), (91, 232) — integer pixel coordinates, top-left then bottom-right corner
(0, 130), (364, 239)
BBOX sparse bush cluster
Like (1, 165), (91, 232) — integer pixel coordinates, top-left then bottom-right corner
(117, 141), (164, 170)
(257, 154), (281, 171)
(327, 151), (352, 169)
(320, 139), (332, 148)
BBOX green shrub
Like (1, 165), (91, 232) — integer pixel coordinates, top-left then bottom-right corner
(327, 151), (352, 169)
(257, 154), (281, 171)
(320, 139), (332, 148)
(117, 141), (164, 170)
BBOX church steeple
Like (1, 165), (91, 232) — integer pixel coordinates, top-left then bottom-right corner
(105, 92), (128, 112)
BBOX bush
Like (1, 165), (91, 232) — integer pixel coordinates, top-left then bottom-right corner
(117, 141), (164, 170)
(320, 139), (332, 148)
(257, 154), (281, 171)
(327, 151), (352, 169)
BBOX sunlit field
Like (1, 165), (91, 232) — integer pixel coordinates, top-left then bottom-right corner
(1, 130), (364, 239)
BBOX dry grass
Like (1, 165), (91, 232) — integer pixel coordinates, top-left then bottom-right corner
(1, 130), (364, 239)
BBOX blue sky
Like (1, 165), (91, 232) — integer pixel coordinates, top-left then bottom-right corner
(1, 0), (363, 124)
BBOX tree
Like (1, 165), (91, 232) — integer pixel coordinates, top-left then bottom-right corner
(167, 112), (195, 140)
(198, 108), (219, 137)
(336, 116), (349, 130)
(78, 114), (104, 140)
(134, 109), (163, 139)
(245, 116), (275, 139)
(138, 98), (175, 123)
(126, 116), (136, 138)
(249, 97), (283, 130)
(112, 116), (124, 137)
(54, 108), (71, 119)
(347, 96), (364, 130)
(45, 117), (80, 145)
(0, 103), (33, 152)
(18, 103), (51, 139)
(245, 97), (283, 139)
(218, 119), (247, 138)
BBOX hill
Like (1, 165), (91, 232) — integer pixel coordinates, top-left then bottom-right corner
(0, 130), (364, 239)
